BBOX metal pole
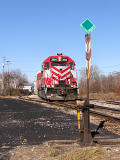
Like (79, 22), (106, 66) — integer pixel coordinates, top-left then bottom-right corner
(87, 78), (89, 104)
(80, 19), (95, 145)
(82, 33), (92, 144)
(6, 60), (11, 95)
(85, 33), (91, 104)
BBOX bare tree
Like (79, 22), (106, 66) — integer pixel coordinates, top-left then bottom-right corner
(90, 66), (101, 93)
(78, 65), (101, 96)
(78, 65), (120, 97)
(78, 68), (86, 96)
(3, 70), (28, 95)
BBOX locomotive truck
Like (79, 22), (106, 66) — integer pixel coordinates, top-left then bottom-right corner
(36, 53), (78, 100)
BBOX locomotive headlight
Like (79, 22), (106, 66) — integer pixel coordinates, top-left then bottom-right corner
(58, 56), (61, 61)
(71, 85), (76, 88)
(52, 85), (54, 88)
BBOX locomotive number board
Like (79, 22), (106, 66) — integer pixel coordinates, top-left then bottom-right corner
(50, 58), (58, 62)
(62, 58), (68, 61)
(50, 58), (68, 62)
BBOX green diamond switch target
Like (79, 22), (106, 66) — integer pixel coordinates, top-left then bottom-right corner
(80, 19), (96, 34)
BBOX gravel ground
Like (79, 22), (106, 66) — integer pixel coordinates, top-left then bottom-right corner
(0, 96), (120, 159)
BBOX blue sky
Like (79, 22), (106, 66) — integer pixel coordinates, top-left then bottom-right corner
(0, 0), (120, 81)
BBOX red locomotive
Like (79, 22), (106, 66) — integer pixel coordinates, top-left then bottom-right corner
(36, 53), (78, 100)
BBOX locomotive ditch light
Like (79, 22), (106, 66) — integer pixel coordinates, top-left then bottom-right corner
(71, 85), (76, 88)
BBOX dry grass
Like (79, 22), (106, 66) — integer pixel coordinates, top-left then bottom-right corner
(57, 146), (108, 160)
(48, 149), (61, 157)
(9, 144), (109, 160)
(80, 92), (120, 100)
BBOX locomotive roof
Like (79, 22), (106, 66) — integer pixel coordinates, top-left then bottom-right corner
(43, 55), (75, 63)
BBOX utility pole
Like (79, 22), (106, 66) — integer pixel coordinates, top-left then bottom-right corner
(6, 60), (11, 73)
(6, 60), (11, 95)
(2, 57), (5, 95)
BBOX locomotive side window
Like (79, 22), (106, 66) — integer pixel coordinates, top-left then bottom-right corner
(69, 62), (73, 70)
(45, 62), (49, 70)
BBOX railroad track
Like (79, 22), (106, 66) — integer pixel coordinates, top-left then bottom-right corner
(77, 97), (120, 105)
(17, 96), (120, 138)
(90, 110), (120, 122)
(90, 99), (120, 105)
(94, 105), (120, 112)
(105, 100), (120, 105)
(18, 96), (120, 122)
(18, 96), (75, 108)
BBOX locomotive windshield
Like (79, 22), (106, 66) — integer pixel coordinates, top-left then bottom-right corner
(69, 62), (73, 70)
(51, 62), (67, 66)
(45, 62), (49, 70)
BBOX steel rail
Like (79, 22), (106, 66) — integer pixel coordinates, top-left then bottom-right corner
(90, 110), (120, 122)
(18, 97), (76, 110)
(105, 100), (120, 105)
(90, 98), (120, 105)
(93, 105), (120, 112)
